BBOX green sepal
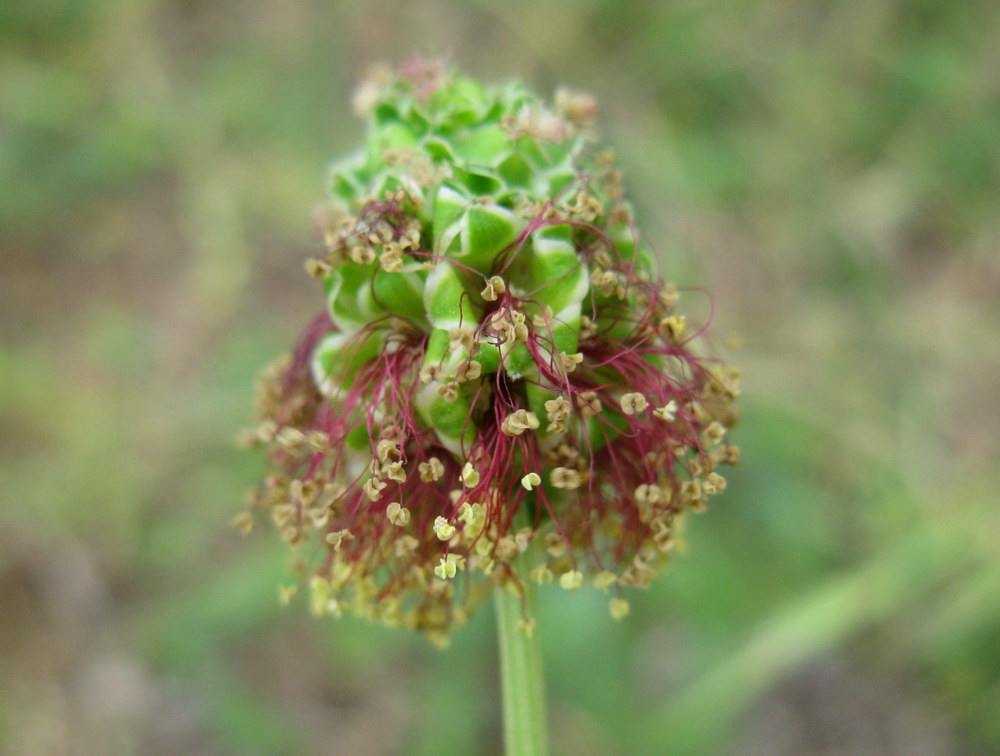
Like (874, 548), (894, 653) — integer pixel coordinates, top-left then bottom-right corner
(311, 329), (386, 396)
(423, 136), (456, 163)
(416, 386), (477, 454)
(429, 77), (488, 127)
(544, 169), (577, 199)
(423, 328), (451, 365)
(473, 342), (501, 374)
(431, 184), (469, 254)
(345, 425), (370, 451)
(497, 152), (533, 187)
(324, 262), (385, 332)
(549, 317), (580, 355)
(513, 136), (548, 168)
(503, 342), (535, 380)
(423, 261), (482, 330)
(368, 120), (419, 166)
(329, 153), (368, 204)
(453, 166), (504, 197)
(460, 203), (521, 272)
(524, 227), (589, 313)
(451, 124), (510, 164)
(585, 411), (629, 453)
(372, 268), (428, 328)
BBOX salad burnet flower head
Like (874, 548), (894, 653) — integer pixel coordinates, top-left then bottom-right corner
(239, 58), (740, 646)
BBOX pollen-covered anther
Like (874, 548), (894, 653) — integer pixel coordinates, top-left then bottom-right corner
(653, 400), (678, 421)
(579, 315), (597, 340)
(634, 483), (662, 505)
(593, 570), (617, 590)
(448, 326), (476, 352)
(495, 536), (519, 562)
(363, 473), (388, 500)
(386, 501), (411, 526)
(376, 438), (402, 463)
(702, 472), (727, 496)
(275, 427), (306, 451)
(591, 269), (626, 298)
(382, 461), (407, 483)
(681, 480), (702, 504)
(324, 529), (353, 550)
(271, 503), (294, 529)
(457, 501), (485, 529)
(419, 362), (443, 384)
(278, 585), (298, 606)
(480, 275), (506, 302)
(306, 431), (330, 453)
(521, 472), (541, 491)
(231, 512), (254, 535)
(514, 529), (532, 552)
(418, 456), (445, 482)
(350, 244), (376, 264)
(575, 391), (602, 417)
(394, 534), (419, 557)
(652, 521), (676, 552)
(545, 532), (568, 557)
(559, 352), (584, 373)
(620, 392), (649, 415)
(434, 553), (463, 579)
(565, 191), (603, 223)
(704, 421), (726, 445)
(593, 247), (613, 268)
(660, 283), (679, 308)
(307, 508), (329, 529)
(559, 570), (584, 590)
(544, 396), (569, 432)
(555, 88), (599, 126)
(609, 598), (631, 620)
(531, 564), (554, 584)
(281, 525), (304, 546)
(513, 316), (529, 342)
(304, 258), (332, 278)
(403, 222), (421, 249)
(551, 443), (580, 467)
(433, 516), (456, 541)
(517, 618), (536, 637)
(660, 315), (686, 343)
(461, 462), (481, 488)
(501, 409), (540, 436)
(550, 467), (583, 490)
(529, 305), (553, 329)
(454, 360), (482, 383)
(253, 419), (278, 443)
(291, 478), (319, 506)
(379, 242), (404, 272)
(436, 381), (459, 402)
(496, 309), (529, 343)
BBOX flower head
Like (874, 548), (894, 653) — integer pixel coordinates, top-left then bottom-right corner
(241, 58), (739, 645)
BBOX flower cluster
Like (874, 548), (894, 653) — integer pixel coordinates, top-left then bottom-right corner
(239, 59), (739, 645)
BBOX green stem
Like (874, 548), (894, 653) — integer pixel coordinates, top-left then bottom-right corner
(495, 551), (549, 756)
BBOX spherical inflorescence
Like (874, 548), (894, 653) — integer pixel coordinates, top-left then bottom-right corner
(240, 59), (740, 645)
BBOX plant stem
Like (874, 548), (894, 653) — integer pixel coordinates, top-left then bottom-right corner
(495, 550), (549, 756)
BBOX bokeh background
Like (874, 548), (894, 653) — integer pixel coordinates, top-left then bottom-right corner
(2, 0), (999, 754)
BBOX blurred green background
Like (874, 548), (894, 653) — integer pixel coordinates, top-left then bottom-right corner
(2, 0), (999, 754)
